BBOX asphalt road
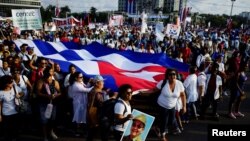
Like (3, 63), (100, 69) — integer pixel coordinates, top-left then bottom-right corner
(1, 74), (250, 141)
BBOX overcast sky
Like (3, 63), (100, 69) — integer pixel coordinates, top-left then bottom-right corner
(41, 0), (250, 15)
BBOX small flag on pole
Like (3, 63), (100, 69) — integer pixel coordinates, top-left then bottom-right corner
(55, 7), (60, 17)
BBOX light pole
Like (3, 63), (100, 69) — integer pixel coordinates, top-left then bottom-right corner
(230, 0), (236, 19)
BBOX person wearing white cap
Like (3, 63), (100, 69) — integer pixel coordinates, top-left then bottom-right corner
(86, 75), (105, 141)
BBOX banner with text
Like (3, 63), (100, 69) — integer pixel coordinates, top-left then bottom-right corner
(109, 15), (124, 27)
(52, 16), (80, 27)
(11, 9), (42, 31)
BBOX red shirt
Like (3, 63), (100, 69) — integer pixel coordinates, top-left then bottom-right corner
(181, 47), (191, 63)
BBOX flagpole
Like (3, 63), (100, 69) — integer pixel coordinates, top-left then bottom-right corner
(230, 0), (236, 19)
(127, 0), (130, 14)
(131, 0), (133, 14)
(183, 0), (187, 32)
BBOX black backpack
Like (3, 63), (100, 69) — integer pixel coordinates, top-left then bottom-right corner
(99, 99), (127, 125)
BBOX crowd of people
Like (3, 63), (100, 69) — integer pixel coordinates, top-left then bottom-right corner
(0, 19), (249, 141)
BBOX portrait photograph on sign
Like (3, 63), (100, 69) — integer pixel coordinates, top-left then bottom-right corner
(121, 109), (155, 141)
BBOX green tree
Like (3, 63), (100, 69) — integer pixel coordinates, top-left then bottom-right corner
(90, 7), (97, 22)
(40, 5), (56, 22)
(60, 6), (71, 18)
(96, 12), (109, 23)
(40, 5), (71, 22)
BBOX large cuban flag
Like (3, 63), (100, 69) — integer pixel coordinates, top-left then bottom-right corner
(14, 39), (189, 91)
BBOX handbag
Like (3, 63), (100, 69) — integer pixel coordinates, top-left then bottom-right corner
(88, 91), (99, 127)
(13, 86), (26, 113)
(45, 101), (53, 119)
(240, 92), (247, 101)
(88, 106), (98, 127)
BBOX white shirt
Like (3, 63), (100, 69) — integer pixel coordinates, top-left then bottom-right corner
(0, 86), (22, 116)
(71, 81), (92, 98)
(197, 72), (207, 97)
(71, 81), (93, 123)
(114, 98), (132, 132)
(23, 53), (37, 62)
(196, 54), (205, 68)
(218, 62), (225, 72)
(0, 67), (11, 77)
(176, 58), (183, 62)
(13, 75), (29, 100)
(183, 74), (198, 103)
(157, 80), (185, 109)
(64, 73), (71, 88)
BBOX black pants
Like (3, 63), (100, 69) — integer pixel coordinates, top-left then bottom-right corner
(2, 114), (20, 141)
(86, 126), (99, 141)
(200, 94), (219, 117)
(113, 129), (123, 141)
(100, 119), (113, 141)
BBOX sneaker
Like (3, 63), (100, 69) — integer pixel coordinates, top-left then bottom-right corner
(229, 113), (236, 119)
(51, 131), (58, 140)
(234, 112), (244, 117)
(153, 127), (161, 137)
(162, 137), (168, 141)
(162, 136), (168, 141)
(223, 91), (228, 96)
(180, 127), (184, 132)
(172, 128), (181, 135)
(214, 113), (220, 118)
(74, 133), (81, 137)
(213, 113), (220, 121)
(161, 132), (168, 141)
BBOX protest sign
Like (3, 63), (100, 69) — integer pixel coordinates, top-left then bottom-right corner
(165, 23), (181, 38)
(12, 9), (42, 30)
(121, 109), (155, 141)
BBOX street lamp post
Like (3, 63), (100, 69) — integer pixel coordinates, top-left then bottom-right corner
(230, 0), (236, 19)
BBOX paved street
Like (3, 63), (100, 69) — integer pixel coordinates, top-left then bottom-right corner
(1, 73), (250, 141)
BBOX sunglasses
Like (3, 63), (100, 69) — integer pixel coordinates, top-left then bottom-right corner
(78, 76), (83, 78)
(168, 73), (176, 76)
(8, 80), (14, 84)
(127, 91), (133, 95)
(132, 121), (144, 129)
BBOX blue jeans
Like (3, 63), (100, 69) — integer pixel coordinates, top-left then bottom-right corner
(159, 106), (178, 134)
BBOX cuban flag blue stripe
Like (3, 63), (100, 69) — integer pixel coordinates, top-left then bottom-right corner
(33, 40), (59, 55)
(59, 50), (84, 61)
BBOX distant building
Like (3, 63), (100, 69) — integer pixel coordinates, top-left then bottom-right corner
(239, 12), (250, 20)
(118, 0), (186, 14)
(0, 0), (41, 17)
(163, 0), (187, 13)
(118, 0), (137, 14)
